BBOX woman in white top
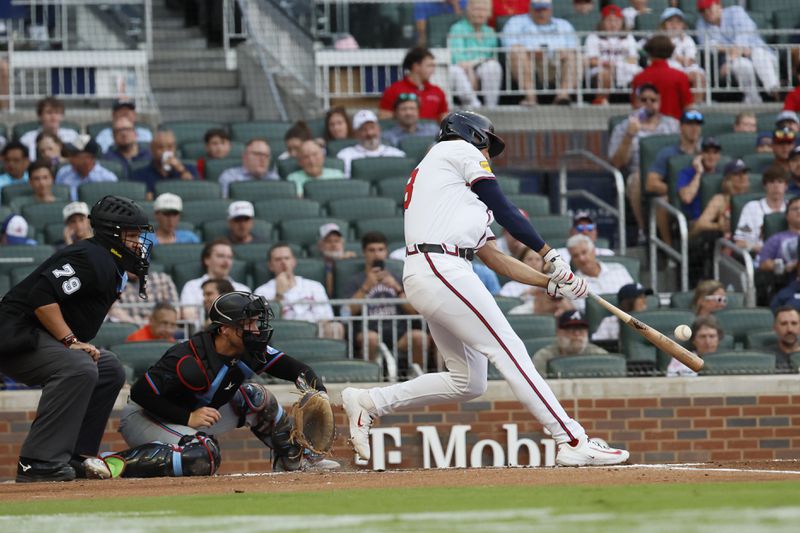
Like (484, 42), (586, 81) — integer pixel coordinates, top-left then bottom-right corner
(660, 7), (707, 102)
(667, 315), (723, 377)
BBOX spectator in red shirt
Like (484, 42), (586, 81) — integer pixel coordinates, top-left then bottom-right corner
(784, 65), (800, 113)
(491, 0), (528, 28)
(126, 302), (178, 343)
(631, 35), (692, 120)
(379, 47), (449, 122)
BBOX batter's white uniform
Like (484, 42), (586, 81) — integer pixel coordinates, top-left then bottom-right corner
(363, 139), (586, 445)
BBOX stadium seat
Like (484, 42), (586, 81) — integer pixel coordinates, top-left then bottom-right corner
(333, 257), (404, 298)
(326, 139), (358, 155)
(327, 197), (399, 222)
(204, 157), (241, 183)
(547, 354), (627, 379)
(730, 192), (763, 233)
(0, 273), (10, 295)
(230, 180), (298, 201)
(151, 244), (205, 269)
(745, 330), (778, 350)
(791, 352), (800, 371)
(2, 182), (70, 206)
(700, 113), (736, 137)
(311, 360), (382, 383)
(306, 117), (326, 138)
(564, 12), (600, 32)
(21, 202), (69, 231)
(398, 136), (435, 163)
(162, 121), (225, 145)
(202, 218), (273, 241)
(93, 322), (139, 349)
(254, 198), (321, 223)
(154, 180), (221, 201)
(180, 141), (245, 160)
(506, 194), (550, 217)
(762, 211), (787, 240)
(269, 320), (319, 342)
(252, 257), (326, 287)
(280, 217), (350, 248)
(12, 120), (81, 140)
(10, 264), (37, 285)
(304, 179), (371, 204)
(620, 310), (694, 365)
(375, 179), (408, 206)
(354, 216), (404, 241)
(110, 341), (176, 382)
(699, 173), (724, 207)
(78, 182), (146, 207)
(230, 121), (291, 143)
(669, 291), (744, 309)
(742, 153), (776, 174)
(425, 13), (460, 47)
(528, 215), (572, 242)
(639, 134), (680, 185)
(634, 12), (661, 30)
(180, 199), (232, 226)
(524, 337), (556, 358)
(772, 7), (800, 44)
(350, 157), (416, 182)
(496, 175), (523, 195)
(277, 157), (344, 179)
(717, 132), (759, 159)
(494, 296), (523, 315)
(700, 351), (776, 375)
(715, 307), (774, 345)
(271, 338), (348, 361)
(598, 256), (641, 282)
(171, 260), (248, 294)
(230, 243), (272, 266)
(505, 314), (556, 338)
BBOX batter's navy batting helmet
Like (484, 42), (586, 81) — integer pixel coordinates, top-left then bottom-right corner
(436, 111), (506, 158)
(209, 291), (274, 365)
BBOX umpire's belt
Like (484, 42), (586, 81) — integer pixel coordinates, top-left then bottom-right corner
(406, 243), (475, 261)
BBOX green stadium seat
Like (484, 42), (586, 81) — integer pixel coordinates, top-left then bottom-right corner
(717, 132), (759, 158)
(772, 7), (800, 43)
(180, 141), (244, 160)
(669, 291), (745, 309)
(564, 12), (600, 32)
(506, 194), (550, 217)
(523, 337), (556, 358)
(701, 113), (736, 137)
(354, 216), (404, 241)
(700, 351), (776, 375)
(21, 202), (69, 231)
(10, 264), (37, 285)
(496, 175), (523, 195)
(425, 13), (460, 47)
(547, 354), (627, 379)
(634, 12), (661, 31)
(699, 172), (724, 207)
(110, 341), (176, 382)
(398, 136), (435, 163)
(620, 310), (694, 364)
(204, 158), (240, 183)
(230, 121), (291, 143)
(162, 121), (225, 145)
(311, 360), (382, 383)
(0, 273), (10, 296)
(494, 296), (523, 315)
(180, 199), (232, 226)
(93, 322), (139, 348)
(304, 179), (371, 204)
(252, 257), (326, 288)
(730, 192), (763, 234)
(306, 117), (326, 138)
(254, 198), (321, 223)
(333, 258), (404, 298)
(598, 256), (641, 282)
(639, 134), (680, 184)
(271, 338), (348, 361)
(742, 153), (776, 174)
(78, 182), (146, 207)
(505, 314), (556, 338)
(277, 157), (344, 179)
(280, 217), (350, 248)
(715, 307), (774, 345)
(528, 215), (572, 242)
(269, 320), (319, 342)
(745, 330), (778, 350)
(230, 243), (272, 266)
(2, 183), (70, 206)
(327, 197), (398, 222)
(154, 180), (221, 201)
(790, 352), (800, 371)
(376, 178), (408, 206)
(202, 218), (273, 242)
(350, 157), (416, 182)
(762, 211), (787, 240)
(326, 139), (358, 156)
(12, 120), (81, 140)
(151, 244), (205, 269)
(171, 260), (249, 294)
(229, 180), (297, 201)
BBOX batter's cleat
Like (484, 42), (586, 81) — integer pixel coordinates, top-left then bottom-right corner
(341, 387), (373, 461)
(555, 435), (630, 466)
(16, 457), (76, 483)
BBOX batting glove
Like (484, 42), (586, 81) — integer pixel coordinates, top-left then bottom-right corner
(543, 249), (574, 284)
(546, 277), (589, 300)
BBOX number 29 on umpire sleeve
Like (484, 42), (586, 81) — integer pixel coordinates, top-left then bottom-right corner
(403, 168), (419, 210)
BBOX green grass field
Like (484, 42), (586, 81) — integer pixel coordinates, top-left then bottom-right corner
(1, 481), (800, 532)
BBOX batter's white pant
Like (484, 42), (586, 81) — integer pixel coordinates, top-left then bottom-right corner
(729, 47), (778, 103)
(367, 253), (586, 445)
(449, 60), (502, 108)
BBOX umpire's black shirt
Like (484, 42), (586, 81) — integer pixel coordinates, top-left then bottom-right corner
(0, 238), (124, 342)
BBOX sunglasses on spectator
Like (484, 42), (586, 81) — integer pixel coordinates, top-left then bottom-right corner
(398, 93), (419, 102)
(773, 130), (797, 143)
(703, 295), (727, 305)
(575, 223), (595, 232)
(682, 111), (704, 123)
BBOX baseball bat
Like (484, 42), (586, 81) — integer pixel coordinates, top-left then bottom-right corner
(588, 292), (704, 372)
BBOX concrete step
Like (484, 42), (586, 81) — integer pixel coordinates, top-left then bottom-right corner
(152, 37), (208, 50)
(160, 106), (251, 123)
(150, 58), (229, 71)
(154, 88), (243, 108)
(151, 18), (185, 30)
(151, 48), (224, 62)
(149, 70), (239, 90)
(152, 27), (203, 41)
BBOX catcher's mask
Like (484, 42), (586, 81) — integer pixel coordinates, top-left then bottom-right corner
(208, 291), (274, 365)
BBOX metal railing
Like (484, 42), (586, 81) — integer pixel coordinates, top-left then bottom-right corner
(713, 238), (756, 307)
(558, 149), (626, 255)
(648, 197), (689, 293)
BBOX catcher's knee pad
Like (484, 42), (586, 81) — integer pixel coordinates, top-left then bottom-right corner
(232, 383), (276, 427)
(114, 433), (221, 478)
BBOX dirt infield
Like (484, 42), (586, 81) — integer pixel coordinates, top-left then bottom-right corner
(1, 460), (798, 501)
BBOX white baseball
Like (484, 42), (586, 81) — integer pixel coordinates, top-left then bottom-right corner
(674, 324), (692, 342)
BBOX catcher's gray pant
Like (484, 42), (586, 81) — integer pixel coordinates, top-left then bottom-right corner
(0, 329), (126, 463)
(119, 401), (246, 446)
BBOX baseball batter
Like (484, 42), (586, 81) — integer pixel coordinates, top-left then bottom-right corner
(342, 111), (630, 466)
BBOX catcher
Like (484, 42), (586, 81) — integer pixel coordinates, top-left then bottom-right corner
(81, 291), (336, 478)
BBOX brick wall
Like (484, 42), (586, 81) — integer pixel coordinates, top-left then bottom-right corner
(1, 378), (799, 480)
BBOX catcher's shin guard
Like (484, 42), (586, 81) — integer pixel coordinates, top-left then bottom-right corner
(114, 433), (221, 478)
(240, 383), (302, 470)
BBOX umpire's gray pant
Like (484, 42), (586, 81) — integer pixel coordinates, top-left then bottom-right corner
(0, 329), (126, 463)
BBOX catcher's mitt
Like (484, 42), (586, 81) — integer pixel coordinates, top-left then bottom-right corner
(290, 383), (335, 455)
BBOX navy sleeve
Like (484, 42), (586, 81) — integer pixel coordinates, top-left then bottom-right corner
(472, 179), (546, 253)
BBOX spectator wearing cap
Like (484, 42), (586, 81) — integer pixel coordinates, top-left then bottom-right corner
(771, 279), (800, 328)
(254, 243), (343, 340)
(756, 132), (773, 154)
(532, 310), (608, 375)
(318, 222), (357, 296)
(382, 93), (440, 148)
(771, 128), (797, 174)
(646, 108), (703, 245)
(0, 214), (36, 246)
(201, 278), (235, 326)
(108, 270), (180, 326)
(584, 4), (641, 107)
(608, 83), (679, 236)
(132, 130), (198, 200)
(660, 7), (706, 103)
(690, 158), (750, 241)
(733, 112), (757, 133)
(218, 138), (278, 198)
(567, 234), (634, 312)
(734, 165), (789, 256)
(59, 201), (92, 248)
(676, 136), (723, 224)
(446, 0), (502, 110)
(378, 47), (448, 121)
(555, 211), (614, 263)
(102, 115), (151, 180)
(593, 283), (652, 343)
(180, 239), (251, 319)
(336, 110), (406, 178)
(94, 99), (153, 154)
(55, 136), (118, 200)
(197, 128), (232, 180)
(148, 193), (201, 246)
(631, 35), (692, 120)
(19, 96), (80, 160)
(696, 0), (779, 104)
(775, 111), (800, 134)
(502, 0), (579, 106)
(784, 64), (800, 113)
(227, 201), (267, 245)
(621, 0), (650, 30)
(667, 315), (723, 377)
(287, 140), (345, 196)
(26, 160), (56, 205)
(756, 196), (800, 278)
(126, 302), (178, 343)
(0, 141), (30, 189)
(787, 146), (800, 196)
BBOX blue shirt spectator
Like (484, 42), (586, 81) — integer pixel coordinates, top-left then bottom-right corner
(55, 137), (119, 200)
(218, 139), (278, 198)
(473, 262), (500, 295)
(695, 5), (766, 49)
(770, 278), (800, 313)
(501, 10), (578, 51)
(0, 171), (28, 190)
(104, 146), (151, 181)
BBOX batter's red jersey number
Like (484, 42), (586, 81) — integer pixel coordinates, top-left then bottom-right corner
(403, 168), (419, 210)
